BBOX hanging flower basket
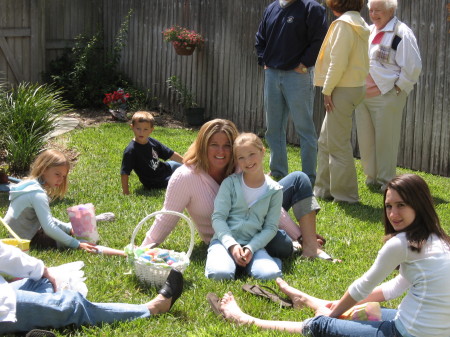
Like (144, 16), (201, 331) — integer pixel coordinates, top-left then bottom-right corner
(163, 26), (204, 56)
(173, 43), (196, 56)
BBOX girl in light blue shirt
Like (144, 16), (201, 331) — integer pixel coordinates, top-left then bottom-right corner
(205, 133), (283, 280)
(4, 149), (98, 252)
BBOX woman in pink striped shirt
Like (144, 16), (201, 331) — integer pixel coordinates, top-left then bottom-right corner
(141, 119), (334, 261)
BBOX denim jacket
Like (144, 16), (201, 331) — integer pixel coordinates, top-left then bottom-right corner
(211, 173), (283, 253)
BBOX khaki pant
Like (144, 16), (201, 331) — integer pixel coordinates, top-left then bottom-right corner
(314, 86), (365, 203)
(355, 88), (407, 186)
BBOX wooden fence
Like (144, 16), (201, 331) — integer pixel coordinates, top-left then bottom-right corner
(0, 0), (448, 177)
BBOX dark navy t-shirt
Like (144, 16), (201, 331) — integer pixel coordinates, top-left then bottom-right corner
(121, 137), (174, 188)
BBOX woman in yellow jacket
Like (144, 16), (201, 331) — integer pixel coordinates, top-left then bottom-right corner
(313, 0), (369, 203)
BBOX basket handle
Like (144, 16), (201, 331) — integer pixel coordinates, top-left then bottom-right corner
(130, 210), (195, 260)
(0, 216), (22, 241)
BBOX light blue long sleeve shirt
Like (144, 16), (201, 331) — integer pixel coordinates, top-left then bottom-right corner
(211, 173), (282, 253)
(4, 180), (79, 248)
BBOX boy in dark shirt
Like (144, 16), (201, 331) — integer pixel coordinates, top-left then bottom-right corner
(121, 111), (183, 194)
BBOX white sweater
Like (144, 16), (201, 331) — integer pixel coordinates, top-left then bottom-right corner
(0, 242), (44, 322)
(368, 17), (422, 95)
(349, 232), (450, 337)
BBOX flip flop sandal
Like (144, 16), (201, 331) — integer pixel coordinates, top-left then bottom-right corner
(242, 284), (293, 308)
(25, 330), (56, 337)
(300, 251), (342, 263)
(316, 251), (342, 263)
(207, 292), (223, 317)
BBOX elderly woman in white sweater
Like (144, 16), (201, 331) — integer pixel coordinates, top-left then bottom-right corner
(355, 0), (422, 190)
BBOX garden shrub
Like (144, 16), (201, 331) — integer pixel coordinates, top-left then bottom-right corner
(43, 10), (133, 109)
(0, 83), (71, 172)
(126, 86), (159, 112)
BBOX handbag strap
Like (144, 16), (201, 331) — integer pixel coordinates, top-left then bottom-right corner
(0, 216), (22, 241)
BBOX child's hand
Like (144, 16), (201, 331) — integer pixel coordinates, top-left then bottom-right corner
(230, 244), (247, 267)
(79, 242), (98, 253)
(242, 247), (252, 263)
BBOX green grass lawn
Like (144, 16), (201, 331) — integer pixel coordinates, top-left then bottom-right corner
(0, 120), (449, 336)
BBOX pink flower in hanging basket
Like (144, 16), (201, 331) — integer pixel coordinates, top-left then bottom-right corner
(162, 25), (205, 48)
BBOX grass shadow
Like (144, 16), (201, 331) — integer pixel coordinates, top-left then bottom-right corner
(433, 196), (449, 206)
(0, 192), (9, 208)
(134, 185), (167, 198)
(189, 242), (208, 263)
(333, 201), (383, 223)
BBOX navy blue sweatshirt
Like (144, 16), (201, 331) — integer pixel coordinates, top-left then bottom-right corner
(255, 0), (328, 70)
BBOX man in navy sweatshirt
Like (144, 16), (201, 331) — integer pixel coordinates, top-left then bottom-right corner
(255, 0), (327, 186)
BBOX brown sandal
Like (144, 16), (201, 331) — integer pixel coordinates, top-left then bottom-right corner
(242, 284), (293, 308)
(207, 292), (224, 317)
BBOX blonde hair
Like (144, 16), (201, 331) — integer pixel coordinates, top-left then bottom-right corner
(131, 111), (155, 127)
(29, 149), (70, 199)
(184, 119), (239, 177)
(233, 133), (265, 155)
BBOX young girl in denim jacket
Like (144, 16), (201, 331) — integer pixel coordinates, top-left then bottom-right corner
(205, 133), (283, 280)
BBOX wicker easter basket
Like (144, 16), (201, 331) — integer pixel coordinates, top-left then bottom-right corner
(129, 210), (195, 288)
(0, 216), (30, 252)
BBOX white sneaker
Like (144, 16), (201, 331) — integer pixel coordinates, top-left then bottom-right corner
(95, 212), (115, 222)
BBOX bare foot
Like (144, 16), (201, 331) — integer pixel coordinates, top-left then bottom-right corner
(300, 245), (323, 258)
(276, 278), (328, 311)
(146, 294), (171, 315)
(219, 292), (254, 325)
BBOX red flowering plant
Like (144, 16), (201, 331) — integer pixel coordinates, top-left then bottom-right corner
(103, 88), (130, 111)
(162, 26), (205, 49)
(103, 88), (130, 121)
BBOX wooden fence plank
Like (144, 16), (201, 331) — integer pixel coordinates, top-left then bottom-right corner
(1, 0), (448, 176)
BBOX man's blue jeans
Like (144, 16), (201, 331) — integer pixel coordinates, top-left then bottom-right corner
(302, 309), (404, 337)
(0, 278), (150, 334)
(264, 68), (317, 185)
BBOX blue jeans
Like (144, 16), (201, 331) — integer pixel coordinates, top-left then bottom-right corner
(167, 161), (182, 173)
(265, 230), (293, 258)
(0, 278), (150, 334)
(205, 239), (282, 280)
(264, 68), (317, 185)
(163, 161), (182, 185)
(265, 171), (317, 257)
(279, 171), (314, 211)
(302, 309), (404, 337)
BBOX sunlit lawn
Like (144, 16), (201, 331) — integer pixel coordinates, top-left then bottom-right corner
(0, 119), (449, 336)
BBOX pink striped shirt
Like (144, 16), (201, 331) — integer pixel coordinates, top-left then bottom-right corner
(141, 165), (301, 246)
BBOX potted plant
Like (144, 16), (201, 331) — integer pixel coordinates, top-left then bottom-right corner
(0, 163), (10, 184)
(103, 88), (130, 121)
(162, 26), (205, 56)
(166, 76), (204, 126)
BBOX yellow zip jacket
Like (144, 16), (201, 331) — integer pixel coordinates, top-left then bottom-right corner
(314, 11), (369, 96)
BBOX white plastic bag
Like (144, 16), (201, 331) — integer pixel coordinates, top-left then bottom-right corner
(48, 261), (88, 297)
